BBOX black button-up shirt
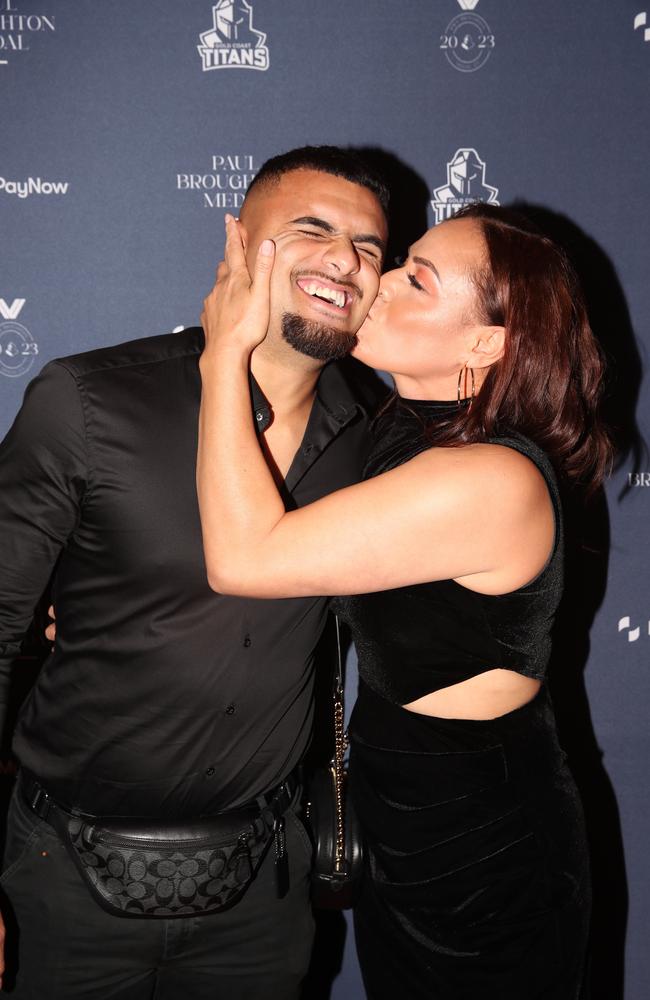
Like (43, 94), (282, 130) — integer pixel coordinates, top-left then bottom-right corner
(0, 328), (375, 817)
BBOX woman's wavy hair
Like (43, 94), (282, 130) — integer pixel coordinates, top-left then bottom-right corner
(424, 203), (612, 492)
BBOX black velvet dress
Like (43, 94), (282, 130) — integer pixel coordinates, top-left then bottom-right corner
(336, 398), (591, 1000)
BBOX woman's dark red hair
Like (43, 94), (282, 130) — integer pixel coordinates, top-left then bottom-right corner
(428, 203), (612, 491)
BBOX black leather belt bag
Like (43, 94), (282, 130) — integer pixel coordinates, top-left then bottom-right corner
(21, 770), (295, 919)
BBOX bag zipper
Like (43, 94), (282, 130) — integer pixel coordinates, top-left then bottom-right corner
(89, 829), (254, 851)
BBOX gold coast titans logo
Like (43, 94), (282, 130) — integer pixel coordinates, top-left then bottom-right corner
(431, 149), (499, 224)
(198, 1), (269, 71)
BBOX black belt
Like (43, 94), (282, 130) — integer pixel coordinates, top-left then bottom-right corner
(20, 768), (300, 836)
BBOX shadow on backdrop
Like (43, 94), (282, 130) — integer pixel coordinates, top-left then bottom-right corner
(360, 146), (431, 272)
(515, 202), (645, 1000)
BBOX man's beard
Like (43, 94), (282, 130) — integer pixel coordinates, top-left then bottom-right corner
(281, 312), (358, 362)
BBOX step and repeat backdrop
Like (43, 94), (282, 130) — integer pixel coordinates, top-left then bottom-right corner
(2, 2), (649, 997)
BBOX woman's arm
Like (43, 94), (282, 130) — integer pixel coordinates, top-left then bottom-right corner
(197, 218), (554, 599)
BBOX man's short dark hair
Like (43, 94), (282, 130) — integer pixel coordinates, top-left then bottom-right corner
(244, 145), (390, 217)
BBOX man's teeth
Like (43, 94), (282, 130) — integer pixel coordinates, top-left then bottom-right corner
(303, 283), (346, 309)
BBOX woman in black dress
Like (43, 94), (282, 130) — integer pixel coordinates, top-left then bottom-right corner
(197, 203), (610, 999)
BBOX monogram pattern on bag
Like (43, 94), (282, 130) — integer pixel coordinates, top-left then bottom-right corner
(68, 818), (265, 916)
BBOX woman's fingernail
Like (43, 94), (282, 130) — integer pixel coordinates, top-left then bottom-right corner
(224, 213), (234, 224)
(260, 239), (274, 256)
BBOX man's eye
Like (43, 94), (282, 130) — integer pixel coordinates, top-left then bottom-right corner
(408, 273), (425, 291)
(357, 246), (381, 262)
(298, 229), (324, 238)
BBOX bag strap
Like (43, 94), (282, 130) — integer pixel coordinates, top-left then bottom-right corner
(332, 614), (348, 876)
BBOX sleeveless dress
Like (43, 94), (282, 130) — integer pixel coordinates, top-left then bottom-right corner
(336, 398), (591, 1000)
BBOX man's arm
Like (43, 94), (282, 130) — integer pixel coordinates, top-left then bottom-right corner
(0, 361), (88, 741)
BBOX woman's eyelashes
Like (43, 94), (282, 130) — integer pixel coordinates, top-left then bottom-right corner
(407, 272), (425, 292)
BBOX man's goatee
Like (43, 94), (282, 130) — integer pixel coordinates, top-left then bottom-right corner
(281, 312), (358, 362)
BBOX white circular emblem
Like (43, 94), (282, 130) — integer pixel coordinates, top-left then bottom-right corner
(0, 321), (39, 378)
(441, 13), (495, 73)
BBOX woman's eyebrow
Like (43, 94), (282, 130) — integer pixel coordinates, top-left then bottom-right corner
(411, 255), (442, 284)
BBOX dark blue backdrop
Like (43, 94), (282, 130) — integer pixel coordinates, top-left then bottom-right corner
(2, 2), (649, 996)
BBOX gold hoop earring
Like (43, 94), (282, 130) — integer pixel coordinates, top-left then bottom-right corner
(457, 366), (475, 408)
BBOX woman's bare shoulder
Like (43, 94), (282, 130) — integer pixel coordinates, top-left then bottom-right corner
(410, 441), (549, 500)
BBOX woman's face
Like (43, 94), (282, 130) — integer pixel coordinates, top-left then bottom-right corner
(353, 217), (493, 397)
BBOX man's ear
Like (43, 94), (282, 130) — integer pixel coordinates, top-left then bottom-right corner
(468, 325), (505, 368)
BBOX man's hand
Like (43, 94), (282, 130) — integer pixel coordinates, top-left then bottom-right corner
(200, 215), (275, 363)
(45, 605), (56, 645)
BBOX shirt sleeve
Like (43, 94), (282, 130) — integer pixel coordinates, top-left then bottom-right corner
(0, 361), (88, 738)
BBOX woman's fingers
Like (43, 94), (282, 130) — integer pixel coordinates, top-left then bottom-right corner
(201, 220), (274, 354)
(245, 239), (275, 333)
(253, 238), (274, 286)
(223, 213), (247, 273)
(250, 239), (275, 294)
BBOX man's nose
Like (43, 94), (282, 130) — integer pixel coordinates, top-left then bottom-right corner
(322, 236), (361, 275)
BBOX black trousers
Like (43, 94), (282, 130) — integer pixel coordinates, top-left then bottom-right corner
(0, 786), (315, 999)
(350, 683), (591, 1000)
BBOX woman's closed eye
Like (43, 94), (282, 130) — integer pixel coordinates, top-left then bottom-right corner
(407, 272), (425, 292)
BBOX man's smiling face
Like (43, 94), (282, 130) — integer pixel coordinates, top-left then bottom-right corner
(239, 168), (388, 361)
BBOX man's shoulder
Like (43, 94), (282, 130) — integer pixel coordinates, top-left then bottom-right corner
(53, 326), (204, 381)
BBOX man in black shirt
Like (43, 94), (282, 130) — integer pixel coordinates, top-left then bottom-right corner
(0, 146), (389, 998)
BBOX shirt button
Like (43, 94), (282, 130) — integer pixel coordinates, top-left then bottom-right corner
(225, 703), (236, 716)
(205, 767), (215, 777)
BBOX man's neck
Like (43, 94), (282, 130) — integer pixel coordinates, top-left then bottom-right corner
(249, 341), (326, 483)
(250, 341), (323, 421)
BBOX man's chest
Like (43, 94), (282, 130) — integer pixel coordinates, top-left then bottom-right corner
(65, 383), (367, 582)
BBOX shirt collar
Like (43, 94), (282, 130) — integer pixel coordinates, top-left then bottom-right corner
(191, 327), (367, 430)
(249, 360), (366, 435)
(314, 360), (366, 426)
(249, 373), (273, 432)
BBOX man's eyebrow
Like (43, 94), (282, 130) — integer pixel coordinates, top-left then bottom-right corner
(290, 217), (386, 255)
(412, 255), (442, 283)
(290, 216), (335, 231)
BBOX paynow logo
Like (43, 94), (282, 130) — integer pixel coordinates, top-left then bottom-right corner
(0, 176), (69, 198)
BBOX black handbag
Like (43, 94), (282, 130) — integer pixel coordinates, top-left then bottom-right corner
(21, 772), (294, 918)
(306, 616), (364, 910)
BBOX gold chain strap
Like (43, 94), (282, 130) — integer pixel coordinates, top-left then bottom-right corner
(332, 615), (347, 875)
